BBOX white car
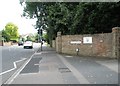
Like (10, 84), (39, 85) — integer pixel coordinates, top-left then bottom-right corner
(23, 41), (33, 49)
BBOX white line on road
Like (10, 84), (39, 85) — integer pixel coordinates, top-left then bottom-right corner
(0, 58), (26, 76)
(4, 53), (35, 84)
(57, 54), (90, 84)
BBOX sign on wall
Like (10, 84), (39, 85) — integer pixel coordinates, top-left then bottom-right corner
(83, 37), (92, 44)
(70, 41), (81, 44)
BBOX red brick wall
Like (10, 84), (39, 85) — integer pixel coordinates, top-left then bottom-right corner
(55, 27), (120, 58)
(60, 33), (112, 58)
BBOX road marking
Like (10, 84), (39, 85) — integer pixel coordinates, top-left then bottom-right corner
(57, 54), (89, 84)
(4, 53), (35, 84)
(20, 73), (38, 75)
(65, 55), (73, 58)
(0, 58), (26, 76)
(34, 52), (42, 55)
(34, 64), (39, 66)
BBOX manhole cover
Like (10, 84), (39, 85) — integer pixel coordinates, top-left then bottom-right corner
(59, 68), (71, 73)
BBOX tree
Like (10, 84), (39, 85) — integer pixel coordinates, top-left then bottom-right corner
(4, 22), (19, 42)
(42, 32), (48, 43)
(34, 33), (38, 42)
(26, 36), (31, 41)
(71, 2), (120, 34)
(2, 30), (10, 42)
(26, 33), (36, 42)
(22, 2), (120, 46)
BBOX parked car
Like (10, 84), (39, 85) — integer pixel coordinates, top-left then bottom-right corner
(23, 41), (33, 49)
(18, 41), (23, 46)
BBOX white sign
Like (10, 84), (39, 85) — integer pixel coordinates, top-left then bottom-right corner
(70, 41), (81, 44)
(83, 37), (92, 44)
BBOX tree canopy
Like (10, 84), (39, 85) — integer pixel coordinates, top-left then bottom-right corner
(22, 2), (120, 45)
(2, 22), (19, 42)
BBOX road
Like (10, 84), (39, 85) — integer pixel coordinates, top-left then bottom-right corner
(0, 44), (118, 85)
(3, 45), (118, 85)
(0, 43), (41, 84)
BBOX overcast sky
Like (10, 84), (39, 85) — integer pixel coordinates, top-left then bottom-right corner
(0, 0), (37, 35)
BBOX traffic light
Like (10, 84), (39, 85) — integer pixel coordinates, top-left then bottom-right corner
(38, 29), (42, 35)
(40, 29), (42, 35)
(37, 29), (40, 34)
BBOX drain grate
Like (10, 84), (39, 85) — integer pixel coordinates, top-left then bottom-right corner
(59, 68), (71, 73)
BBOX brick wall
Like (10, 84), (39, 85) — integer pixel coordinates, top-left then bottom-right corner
(4, 42), (12, 46)
(55, 27), (120, 59)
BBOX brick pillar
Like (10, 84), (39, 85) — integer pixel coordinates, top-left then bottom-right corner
(56, 32), (62, 53)
(112, 27), (120, 59)
(52, 40), (56, 48)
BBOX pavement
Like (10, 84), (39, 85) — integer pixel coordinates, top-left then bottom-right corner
(3, 44), (119, 84)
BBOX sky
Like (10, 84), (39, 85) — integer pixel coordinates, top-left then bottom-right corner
(0, 0), (37, 35)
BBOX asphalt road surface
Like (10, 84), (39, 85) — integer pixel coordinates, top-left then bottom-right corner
(0, 43), (41, 84)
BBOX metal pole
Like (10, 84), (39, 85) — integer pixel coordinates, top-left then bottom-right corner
(40, 28), (42, 51)
(40, 35), (42, 51)
(38, 28), (42, 51)
(38, 33), (39, 43)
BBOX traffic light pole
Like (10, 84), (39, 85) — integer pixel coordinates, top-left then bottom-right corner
(38, 28), (42, 51)
(38, 33), (39, 43)
(40, 35), (42, 51)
